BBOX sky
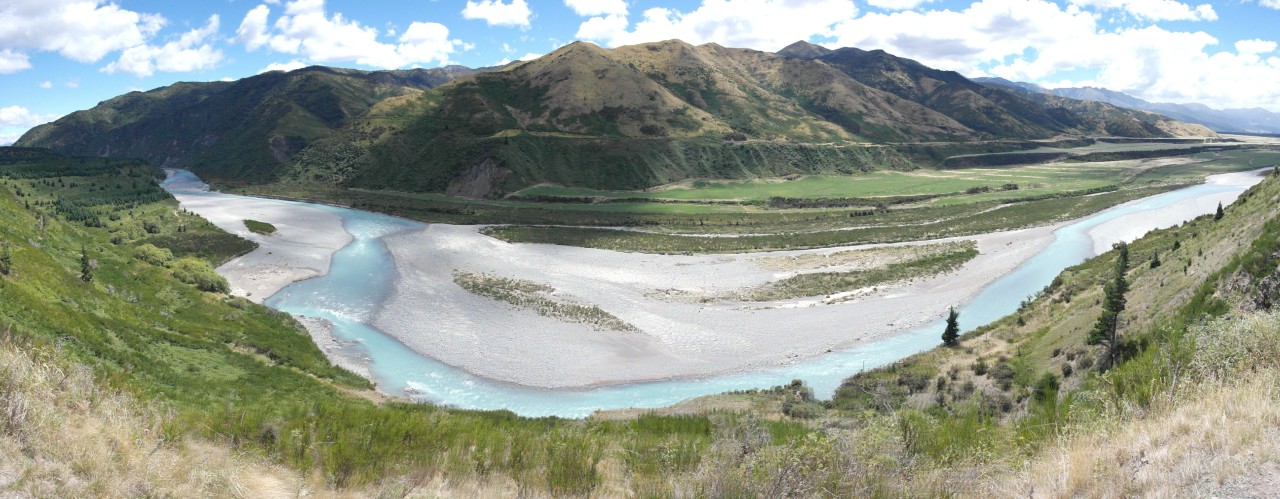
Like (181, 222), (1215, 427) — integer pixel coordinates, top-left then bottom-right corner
(2, 0), (1280, 145)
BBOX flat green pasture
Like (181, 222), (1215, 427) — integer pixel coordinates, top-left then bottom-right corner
(519, 164), (1115, 203)
(517, 149), (1276, 206)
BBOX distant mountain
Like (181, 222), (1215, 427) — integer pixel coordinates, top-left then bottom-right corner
(975, 77), (1280, 134)
(19, 40), (1215, 196)
(18, 65), (477, 183)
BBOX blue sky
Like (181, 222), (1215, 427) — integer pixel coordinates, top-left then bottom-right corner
(3, 0), (1280, 144)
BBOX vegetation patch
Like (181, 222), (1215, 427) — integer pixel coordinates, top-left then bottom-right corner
(482, 186), (1181, 253)
(736, 241), (978, 301)
(243, 219), (277, 235)
(452, 271), (639, 332)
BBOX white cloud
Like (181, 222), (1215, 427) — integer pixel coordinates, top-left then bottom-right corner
(39, 81), (52, 89)
(0, 106), (58, 128)
(65, 80), (79, 88)
(461, 0), (532, 28)
(519, 52), (542, 61)
(235, 5), (272, 51)
(259, 60), (307, 73)
(233, 1), (467, 68)
(1259, 0), (1280, 9)
(102, 15), (224, 77)
(1069, 0), (1216, 22)
(829, 0), (1098, 75)
(564, 0), (627, 16)
(0, 49), (31, 74)
(575, 0), (857, 51)
(397, 22), (461, 65)
(867, 0), (938, 10)
(0, 105), (60, 145)
(1236, 39), (1278, 56)
(0, 0), (165, 68)
(828, 0), (1280, 111)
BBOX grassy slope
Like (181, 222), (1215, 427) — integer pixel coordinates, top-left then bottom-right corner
(0, 150), (824, 495)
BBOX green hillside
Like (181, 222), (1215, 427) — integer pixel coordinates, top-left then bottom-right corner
(17, 66), (473, 184)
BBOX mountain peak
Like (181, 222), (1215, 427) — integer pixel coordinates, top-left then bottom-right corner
(777, 40), (832, 59)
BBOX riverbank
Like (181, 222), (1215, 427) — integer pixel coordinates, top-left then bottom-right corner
(1086, 169), (1267, 253)
(169, 192), (352, 303)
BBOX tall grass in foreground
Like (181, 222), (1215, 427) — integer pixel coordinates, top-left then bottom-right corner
(0, 336), (303, 497)
(974, 310), (1280, 497)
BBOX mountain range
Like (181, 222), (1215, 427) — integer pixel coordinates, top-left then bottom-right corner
(974, 77), (1280, 135)
(18, 40), (1214, 196)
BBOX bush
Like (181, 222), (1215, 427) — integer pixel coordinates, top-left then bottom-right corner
(1189, 311), (1280, 381)
(134, 244), (174, 267)
(170, 257), (229, 293)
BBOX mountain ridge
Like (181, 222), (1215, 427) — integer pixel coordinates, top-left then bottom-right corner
(18, 39), (1215, 195)
(975, 77), (1280, 134)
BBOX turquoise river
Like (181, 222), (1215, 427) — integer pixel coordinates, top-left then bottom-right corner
(164, 170), (1260, 417)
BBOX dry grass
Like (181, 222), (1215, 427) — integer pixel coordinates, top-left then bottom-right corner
(973, 371), (1280, 498)
(0, 338), (306, 498)
(969, 311), (1280, 498)
(0, 336), (544, 498)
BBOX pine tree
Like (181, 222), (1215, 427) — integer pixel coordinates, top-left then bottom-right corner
(79, 246), (93, 283)
(1214, 201), (1225, 221)
(0, 243), (11, 276)
(1088, 242), (1128, 370)
(941, 307), (960, 347)
(1150, 251), (1161, 269)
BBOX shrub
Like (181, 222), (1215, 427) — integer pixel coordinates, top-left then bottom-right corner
(1189, 310), (1280, 381)
(170, 257), (229, 293)
(134, 244), (174, 267)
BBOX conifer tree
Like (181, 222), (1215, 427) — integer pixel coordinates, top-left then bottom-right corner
(1088, 242), (1128, 369)
(1214, 201), (1225, 221)
(79, 246), (93, 283)
(942, 307), (960, 347)
(0, 243), (11, 276)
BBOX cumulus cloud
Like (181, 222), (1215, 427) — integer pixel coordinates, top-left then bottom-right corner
(1069, 0), (1216, 22)
(1235, 39), (1278, 56)
(233, 0), (469, 68)
(461, 0), (532, 28)
(0, 0), (164, 68)
(575, 0), (857, 51)
(1259, 0), (1280, 9)
(235, 5), (272, 51)
(0, 49), (31, 74)
(39, 81), (52, 89)
(102, 15), (223, 77)
(0, 106), (57, 128)
(0, 105), (60, 145)
(866, 0), (938, 10)
(259, 60), (307, 73)
(829, 0), (1280, 111)
(564, 0), (627, 16)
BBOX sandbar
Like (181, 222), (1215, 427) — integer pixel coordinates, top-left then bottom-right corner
(169, 191), (352, 303)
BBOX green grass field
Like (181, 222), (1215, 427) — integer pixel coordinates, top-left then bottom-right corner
(514, 149), (1277, 206)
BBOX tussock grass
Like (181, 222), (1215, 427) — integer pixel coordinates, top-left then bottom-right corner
(0, 337), (305, 498)
(974, 311), (1280, 498)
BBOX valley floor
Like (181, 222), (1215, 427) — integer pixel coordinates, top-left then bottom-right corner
(170, 169), (1267, 392)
